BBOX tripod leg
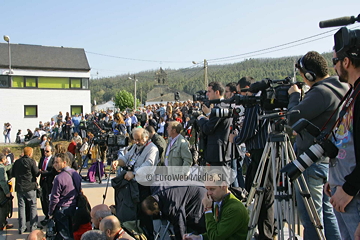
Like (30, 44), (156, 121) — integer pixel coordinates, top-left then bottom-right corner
(294, 175), (325, 240)
(246, 142), (273, 240)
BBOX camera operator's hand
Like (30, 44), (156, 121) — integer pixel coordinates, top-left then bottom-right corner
(288, 84), (301, 95)
(229, 133), (237, 143)
(5, 193), (11, 198)
(330, 185), (353, 212)
(201, 104), (211, 116)
(124, 171), (135, 181)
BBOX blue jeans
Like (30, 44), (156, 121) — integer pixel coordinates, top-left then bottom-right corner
(295, 163), (340, 240)
(54, 206), (76, 240)
(4, 134), (10, 143)
(17, 190), (38, 233)
(331, 187), (360, 240)
(82, 155), (89, 168)
(231, 158), (245, 188)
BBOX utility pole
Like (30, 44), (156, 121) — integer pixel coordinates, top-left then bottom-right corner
(128, 75), (138, 110)
(204, 59), (208, 89)
(192, 59), (208, 90)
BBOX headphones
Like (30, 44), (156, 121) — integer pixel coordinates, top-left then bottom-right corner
(297, 56), (317, 82)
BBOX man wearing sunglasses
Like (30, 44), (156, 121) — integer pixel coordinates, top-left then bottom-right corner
(287, 51), (348, 239)
(38, 145), (56, 226)
(324, 29), (360, 239)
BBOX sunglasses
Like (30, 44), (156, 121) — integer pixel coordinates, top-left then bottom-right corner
(332, 57), (343, 66)
(44, 150), (51, 153)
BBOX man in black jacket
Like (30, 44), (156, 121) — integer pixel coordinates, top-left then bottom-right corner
(12, 147), (40, 234)
(141, 183), (206, 240)
(197, 82), (231, 166)
(38, 145), (57, 226)
(146, 125), (166, 166)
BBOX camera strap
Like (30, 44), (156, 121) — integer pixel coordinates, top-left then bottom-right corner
(321, 81), (360, 139)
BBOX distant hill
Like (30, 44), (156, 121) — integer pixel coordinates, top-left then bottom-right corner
(90, 52), (336, 105)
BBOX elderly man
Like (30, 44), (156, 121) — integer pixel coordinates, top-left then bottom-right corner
(164, 121), (192, 175)
(100, 215), (134, 240)
(49, 152), (82, 239)
(12, 147), (40, 234)
(90, 204), (112, 229)
(112, 128), (159, 239)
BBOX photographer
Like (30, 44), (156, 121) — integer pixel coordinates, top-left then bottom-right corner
(287, 51), (348, 239)
(197, 82), (231, 166)
(111, 128), (159, 239)
(323, 28), (360, 239)
(229, 76), (273, 240)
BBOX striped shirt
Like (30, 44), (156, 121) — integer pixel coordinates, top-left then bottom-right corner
(234, 104), (269, 151)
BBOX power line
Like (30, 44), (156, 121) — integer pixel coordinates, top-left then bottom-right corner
(86, 51), (190, 64)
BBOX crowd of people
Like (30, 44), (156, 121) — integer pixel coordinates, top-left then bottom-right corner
(0, 25), (359, 240)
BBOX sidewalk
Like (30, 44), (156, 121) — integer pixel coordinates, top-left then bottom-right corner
(3, 175), (115, 240)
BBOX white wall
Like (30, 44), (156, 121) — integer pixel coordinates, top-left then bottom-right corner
(0, 88), (91, 143)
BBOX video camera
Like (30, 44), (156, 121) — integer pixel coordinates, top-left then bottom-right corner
(280, 118), (338, 181)
(209, 77), (305, 116)
(319, 14), (360, 59)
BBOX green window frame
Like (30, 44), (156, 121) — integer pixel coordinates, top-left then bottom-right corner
(71, 105), (83, 116)
(24, 105), (38, 118)
(25, 77), (37, 88)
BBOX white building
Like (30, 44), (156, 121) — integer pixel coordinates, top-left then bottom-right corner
(0, 43), (91, 143)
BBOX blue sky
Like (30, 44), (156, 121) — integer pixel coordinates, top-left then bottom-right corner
(2, 1), (359, 78)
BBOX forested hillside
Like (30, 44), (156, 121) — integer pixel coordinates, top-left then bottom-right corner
(90, 52), (335, 104)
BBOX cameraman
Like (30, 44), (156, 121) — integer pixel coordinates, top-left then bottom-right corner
(324, 29), (360, 239)
(229, 76), (273, 240)
(197, 82), (231, 166)
(287, 51), (348, 239)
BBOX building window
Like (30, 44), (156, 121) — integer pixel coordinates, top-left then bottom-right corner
(82, 78), (89, 89)
(71, 105), (83, 116)
(70, 78), (81, 88)
(12, 76), (24, 88)
(0, 75), (10, 88)
(24, 105), (38, 118)
(38, 77), (70, 89)
(25, 77), (37, 88)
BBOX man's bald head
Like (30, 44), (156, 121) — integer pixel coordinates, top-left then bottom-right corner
(90, 204), (112, 229)
(27, 229), (45, 240)
(99, 215), (121, 240)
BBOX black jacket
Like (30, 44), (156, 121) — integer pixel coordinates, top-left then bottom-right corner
(38, 156), (57, 193)
(151, 133), (167, 165)
(111, 170), (139, 222)
(197, 105), (231, 163)
(12, 155), (40, 192)
(151, 183), (207, 240)
(343, 77), (360, 196)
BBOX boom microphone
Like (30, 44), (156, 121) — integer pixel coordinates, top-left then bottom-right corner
(319, 14), (360, 28)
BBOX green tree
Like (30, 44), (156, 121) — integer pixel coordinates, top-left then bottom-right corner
(114, 89), (141, 111)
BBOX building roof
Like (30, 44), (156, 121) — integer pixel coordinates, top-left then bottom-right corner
(0, 43), (90, 71)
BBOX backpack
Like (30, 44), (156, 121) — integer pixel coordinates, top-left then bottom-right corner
(64, 171), (92, 230)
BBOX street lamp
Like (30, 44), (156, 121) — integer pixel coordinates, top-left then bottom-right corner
(128, 75), (138, 110)
(192, 59), (208, 90)
(3, 35), (12, 74)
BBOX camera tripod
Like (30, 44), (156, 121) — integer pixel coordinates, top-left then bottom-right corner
(245, 119), (325, 240)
